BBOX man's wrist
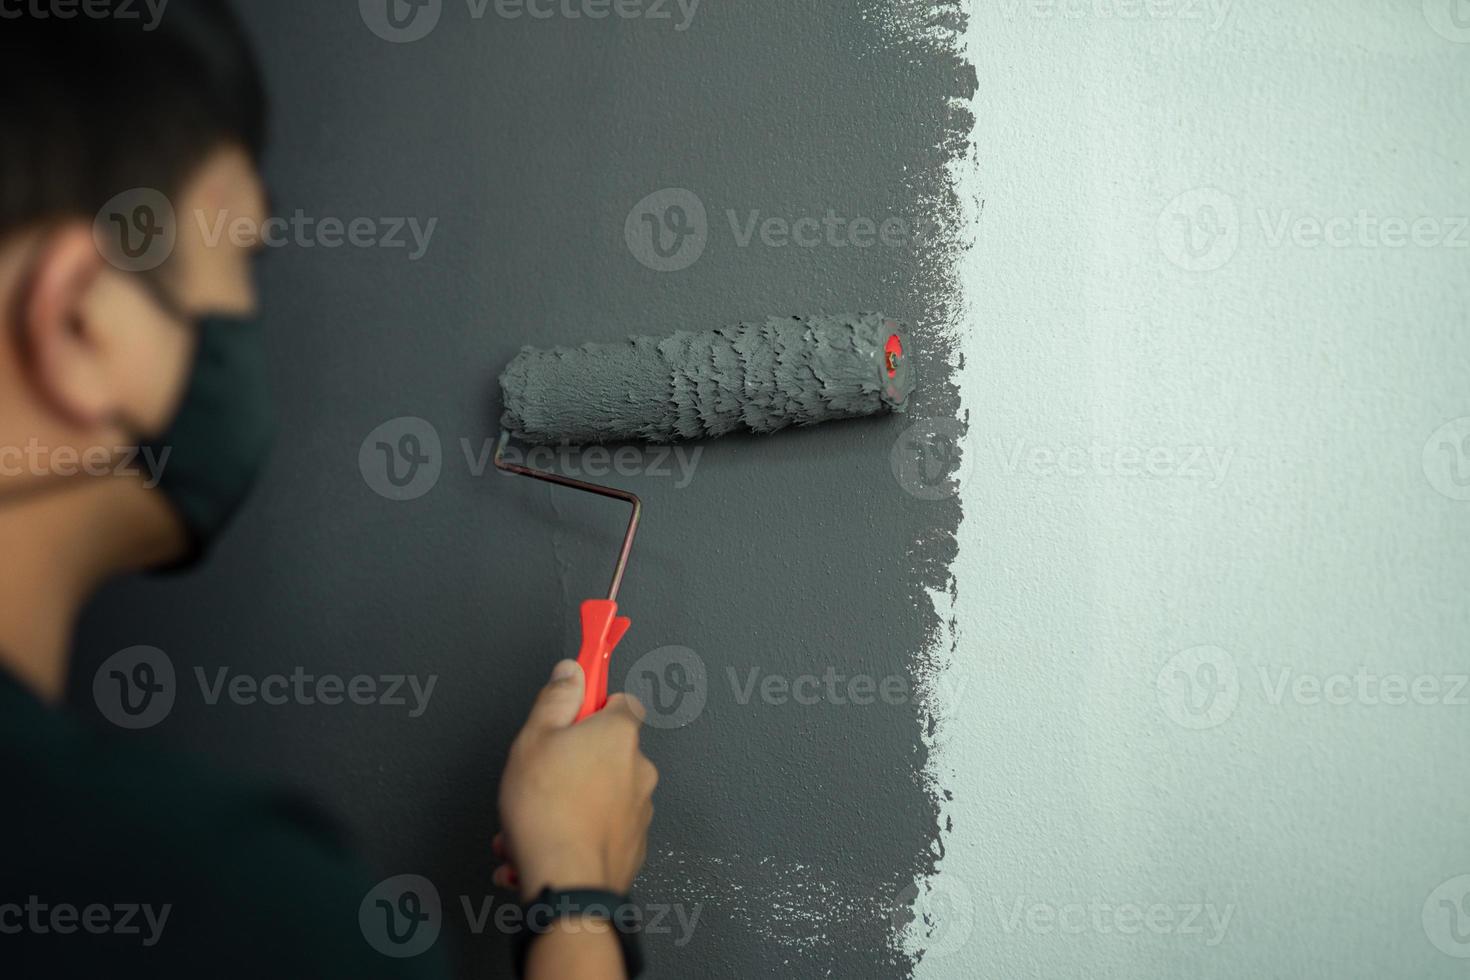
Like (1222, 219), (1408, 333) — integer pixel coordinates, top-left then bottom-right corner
(517, 850), (613, 901)
(514, 888), (644, 979)
(524, 920), (625, 980)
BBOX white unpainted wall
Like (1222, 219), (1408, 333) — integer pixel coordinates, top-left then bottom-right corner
(910, 2), (1470, 977)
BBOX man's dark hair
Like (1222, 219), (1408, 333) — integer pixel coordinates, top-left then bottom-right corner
(0, 0), (266, 235)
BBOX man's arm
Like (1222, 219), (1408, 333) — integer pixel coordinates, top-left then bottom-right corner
(526, 921), (627, 980)
(497, 661), (659, 979)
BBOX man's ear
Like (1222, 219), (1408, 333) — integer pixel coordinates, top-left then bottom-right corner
(19, 223), (118, 428)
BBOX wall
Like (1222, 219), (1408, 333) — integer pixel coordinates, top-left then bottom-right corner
(73, 2), (969, 978)
(913, 3), (1470, 978)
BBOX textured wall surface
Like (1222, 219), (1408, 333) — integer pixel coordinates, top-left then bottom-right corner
(913, 3), (1470, 978)
(72, 2), (969, 978)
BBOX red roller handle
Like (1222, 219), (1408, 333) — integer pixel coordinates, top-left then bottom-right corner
(574, 599), (632, 722)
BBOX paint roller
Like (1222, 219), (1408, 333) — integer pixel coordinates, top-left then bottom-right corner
(494, 312), (915, 720)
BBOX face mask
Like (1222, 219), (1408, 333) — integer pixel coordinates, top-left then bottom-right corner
(144, 316), (276, 567)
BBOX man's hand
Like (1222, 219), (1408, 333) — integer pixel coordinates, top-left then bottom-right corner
(497, 660), (658, 901)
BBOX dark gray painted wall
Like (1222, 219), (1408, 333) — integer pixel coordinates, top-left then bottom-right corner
(73, 3), (970, 976)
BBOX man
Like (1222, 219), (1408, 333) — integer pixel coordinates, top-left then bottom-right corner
(0, 3), (656, 977)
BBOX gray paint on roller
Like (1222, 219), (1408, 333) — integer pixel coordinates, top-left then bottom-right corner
(500, 314), (915, 445)
(71, 3), (971, 978)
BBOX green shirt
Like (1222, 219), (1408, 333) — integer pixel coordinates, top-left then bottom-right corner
(0, 668), (451, 978)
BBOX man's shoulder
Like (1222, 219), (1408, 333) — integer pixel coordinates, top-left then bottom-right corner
(0, 682), (448, 979)
(2, 686), (346, 869)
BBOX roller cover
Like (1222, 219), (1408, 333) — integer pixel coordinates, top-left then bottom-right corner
(499, 313), (915, 445)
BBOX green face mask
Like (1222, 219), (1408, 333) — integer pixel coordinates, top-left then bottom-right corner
(144, 317), (276, 567)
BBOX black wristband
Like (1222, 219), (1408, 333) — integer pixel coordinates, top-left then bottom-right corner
(512, 888), (644, 979)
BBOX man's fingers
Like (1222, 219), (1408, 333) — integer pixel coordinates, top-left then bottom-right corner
(602, 692), (647, 725)
(492, 864), (519, 890)
(638, 757), (659, 794)
(521, 660), (585, 734)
